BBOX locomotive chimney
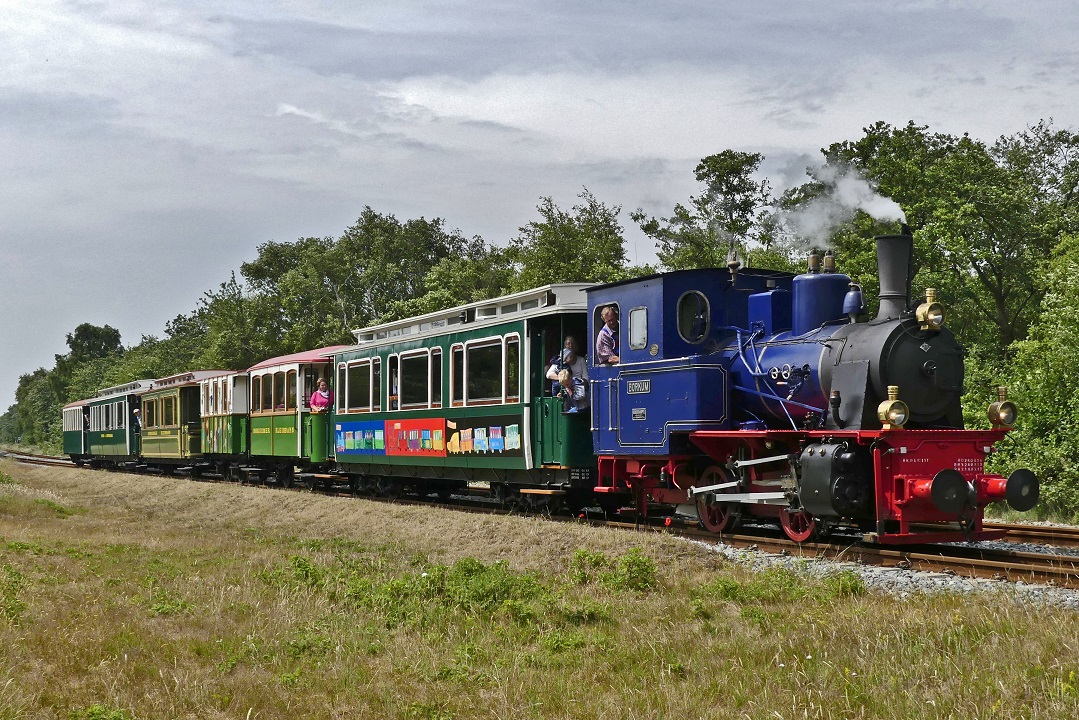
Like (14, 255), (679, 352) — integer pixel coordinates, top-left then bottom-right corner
(875, 229), (914, 320)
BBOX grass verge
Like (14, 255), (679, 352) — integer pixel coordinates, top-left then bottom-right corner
(1, 459), (1077, 719)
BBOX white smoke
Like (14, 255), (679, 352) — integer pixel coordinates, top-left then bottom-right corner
(780, 164), (906, 249)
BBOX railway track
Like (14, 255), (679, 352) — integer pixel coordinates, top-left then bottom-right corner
(983, 521), (1079, 548)
(0, 450), (73, 467)
(5, 450), (1079, 590)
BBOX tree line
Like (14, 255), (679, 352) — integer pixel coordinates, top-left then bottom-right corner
(4, 120), (1079, 514)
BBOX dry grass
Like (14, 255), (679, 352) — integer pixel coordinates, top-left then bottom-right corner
(1, 459), (1078, 719)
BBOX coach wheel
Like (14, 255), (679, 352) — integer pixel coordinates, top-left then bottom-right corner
(377, 478), (401, 500)
(277, 466), (294, 489)
(696, 465), (741, 534)
(780, 508), (819, 543)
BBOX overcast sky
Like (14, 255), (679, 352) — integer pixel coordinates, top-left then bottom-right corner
(3, 0), (1078, 408)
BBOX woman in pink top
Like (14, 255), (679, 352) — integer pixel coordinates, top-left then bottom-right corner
(310, 378), (333, 413)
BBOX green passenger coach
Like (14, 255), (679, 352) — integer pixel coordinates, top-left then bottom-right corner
(62, 399), (90, 464)
(198, 371), (249, 473)
(246, 345), (349, 486)
(330, 284), (595, 506)
(84, 379), (155, 467)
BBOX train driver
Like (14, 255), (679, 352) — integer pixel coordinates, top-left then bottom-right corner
(596, 305), (619, 364)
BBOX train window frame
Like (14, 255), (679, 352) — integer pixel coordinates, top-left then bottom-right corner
(272, 371), (287, 411)
(145, 399), (157, 428)
(115, 401), (125, 429)
(163, 395), (176, 427)
(676, 291), (710, 344)
(372, 358), (382, 412)
(286, 370), (298, 411)
(261, 374), (274, 413)
(431, 348), (443, 409)
(399, 349), (431, 410)
(251, 376), (262, 413)
(387, 354), (400, 410)
(504, 334), (520, 404)
(628, 306), (648, 350)
(336, 363), (348, 413)
(451, 344), (464, 407)
(465, 335), (504, 406)
(593, 302), (620, 365)
(345, 359), (374, 413)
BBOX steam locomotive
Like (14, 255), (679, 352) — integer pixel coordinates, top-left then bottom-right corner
(62, 228), (1038, 544)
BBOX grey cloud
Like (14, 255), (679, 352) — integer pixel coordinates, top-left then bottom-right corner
(207, 2), (1014, 82)
(0, 90), (120, 133)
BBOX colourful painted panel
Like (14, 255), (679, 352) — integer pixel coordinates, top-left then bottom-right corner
(385, 418), (447, 457)
(335, 419), (386, 456)
(202, 416), (226, 455)
(445, 414), (522, 457)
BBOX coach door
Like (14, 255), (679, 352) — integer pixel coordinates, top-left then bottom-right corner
(528, 315), (588, 467)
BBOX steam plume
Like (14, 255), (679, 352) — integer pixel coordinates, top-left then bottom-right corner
(781, 164), (906, 248)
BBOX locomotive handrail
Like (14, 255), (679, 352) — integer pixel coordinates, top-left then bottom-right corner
(607, 376), (619, 432)
(589, 380), (598, 432)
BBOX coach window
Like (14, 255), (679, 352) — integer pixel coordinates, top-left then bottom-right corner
(505, 335), (520, 403)
(466, 339), (502, 405)
(431, 348), (443, 409)
(115, 402), (125, 429)
(272, 371), (286, 410)
(388, 355), (400, 410)
(336, 364), (347, 412)
(628, 307), (648, 350)
(251, 377), (262, 413)
(400, 351), (429, 409)
(347, 360), (372, 412)
(104, 403), (113, 430)
(451, 344), (464, 407)
(372, 358), (382, 411)
(677, 291), (710, 344)
(145, 400), (156, 428)
(262, 375), (274, 413)
(163, 396), (176, 426)
(286, 370), (297, 411)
